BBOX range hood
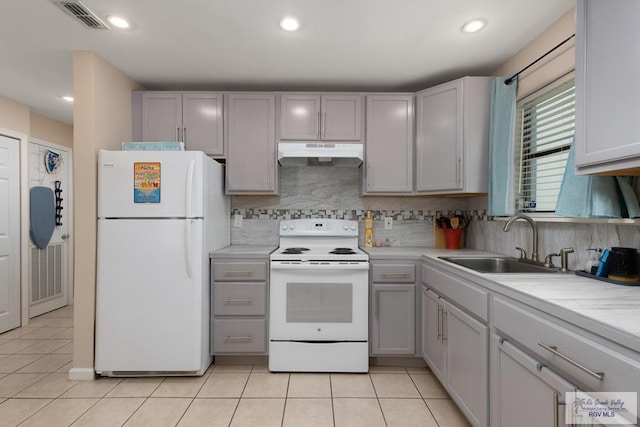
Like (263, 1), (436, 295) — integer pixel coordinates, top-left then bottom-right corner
(278, 142), (364, 167)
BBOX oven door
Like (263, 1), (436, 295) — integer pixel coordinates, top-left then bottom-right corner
(269, 261), (369, 341)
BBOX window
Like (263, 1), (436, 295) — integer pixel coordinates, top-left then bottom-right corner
(514, 78), (575, 213)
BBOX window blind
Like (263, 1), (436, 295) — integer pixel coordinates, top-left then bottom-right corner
(514, 78), (575, 213)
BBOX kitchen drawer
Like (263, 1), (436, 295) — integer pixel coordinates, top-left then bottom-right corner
(421, 264), (488, 321)
(212, 318), (266, 354)
(212, 261), (267, 281)
(371, 263), (416, 283)
(493, 296), (640, 393)
(213, 282), (266, 316)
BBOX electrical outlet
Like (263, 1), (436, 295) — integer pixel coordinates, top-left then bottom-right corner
(233, 214), (243, 228)
(384, 217), (393, 229)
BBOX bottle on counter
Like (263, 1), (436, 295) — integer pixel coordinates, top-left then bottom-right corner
(364, 211), (373, 248)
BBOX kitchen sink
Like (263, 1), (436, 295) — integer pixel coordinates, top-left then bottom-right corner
(439, 256), (559, 274)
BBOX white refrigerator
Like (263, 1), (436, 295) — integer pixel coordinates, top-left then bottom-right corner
(95, 150), (229, 376)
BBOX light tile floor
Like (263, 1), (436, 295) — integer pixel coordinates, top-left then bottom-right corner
(0, 306), (470, 426)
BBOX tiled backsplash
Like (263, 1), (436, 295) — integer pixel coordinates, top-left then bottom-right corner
(230, 166), (471, 246)
(466, 196), (640, 271)
(229, 167), (640, 266)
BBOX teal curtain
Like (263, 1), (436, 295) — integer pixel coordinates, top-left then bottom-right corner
(488, 76), (517, 216)
(556, 142), (640, 218)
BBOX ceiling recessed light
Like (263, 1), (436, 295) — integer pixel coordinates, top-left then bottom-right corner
(62, 96), (74, 103)
(280, 17), (300, 32)
(107, 15), (130, 29)
(462, 19), (487, 34)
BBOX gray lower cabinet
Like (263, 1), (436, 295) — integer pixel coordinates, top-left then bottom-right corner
(370, 262), (417, 356)
(225, 93), (278, 195)
(421, 288), (445, 379)
(491, 334), (578, 427)
(421, 263), (489, 427)
(211, 259), (269, 355)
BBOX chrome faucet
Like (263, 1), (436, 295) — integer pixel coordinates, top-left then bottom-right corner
(503, 214), (539, 263)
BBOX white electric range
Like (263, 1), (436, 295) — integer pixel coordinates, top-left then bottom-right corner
(269, 218), (369, 373)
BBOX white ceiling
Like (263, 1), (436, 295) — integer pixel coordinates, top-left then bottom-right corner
(0, 0), (575, 125)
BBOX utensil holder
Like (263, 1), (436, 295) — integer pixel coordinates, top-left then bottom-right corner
(444, 228), (463, 250)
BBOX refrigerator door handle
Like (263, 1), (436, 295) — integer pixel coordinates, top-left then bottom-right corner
(185, 219), (193, 278)
(186, 159), (195, 218)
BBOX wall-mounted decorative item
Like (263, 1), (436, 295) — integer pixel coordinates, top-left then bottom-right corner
(45, 149), (61, 174)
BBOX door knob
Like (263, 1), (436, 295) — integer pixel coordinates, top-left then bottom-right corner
(61, 234), (70, 239)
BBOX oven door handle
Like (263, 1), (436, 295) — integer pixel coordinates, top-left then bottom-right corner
(270, 262), (369, 270)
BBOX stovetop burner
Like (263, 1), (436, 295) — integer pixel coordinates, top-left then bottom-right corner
(329, 247), (357, 255)
(281, 247), (310, 255)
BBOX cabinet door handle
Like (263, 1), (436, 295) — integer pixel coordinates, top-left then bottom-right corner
(380, 273), (410, 279)
(374, 290), (380, 318)
(270, 161), (274, 190)
(321, 112), (326, 137)
(225, 336), (253, 342)
(538, 342), (604, 381)
(317, 112), (321, 138)
(176, 127), (180, 142)
(437, 305), (442, 342)
(223, 271), (255, 277)
(441, 309), (448, 341)
(553, 392), (560, 427)
(456, 158), (461, 185)
(183, 127), (187, 144)
(224, 298), (254, 304)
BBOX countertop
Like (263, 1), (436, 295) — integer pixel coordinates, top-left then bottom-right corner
(418, 248), (640, 354)
(210, 245), (277, 259)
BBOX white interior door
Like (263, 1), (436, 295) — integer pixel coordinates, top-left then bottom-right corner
(0, 134), (21, 334)
(28, 140), (73, 317)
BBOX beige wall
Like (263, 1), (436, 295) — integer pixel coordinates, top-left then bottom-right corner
(71, 51), (142, 376)
(0, 95), (30, 135)
(492, 9), (576, 99)
(30, 112), (73, 148)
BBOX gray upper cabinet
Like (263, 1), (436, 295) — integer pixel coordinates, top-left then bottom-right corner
(415, 77), (491, 195)
(575, 0), (640, 174)
(363, 95), (414, 194)
(225, 93), (278, 195)
(279, 93), (362, 141)
(138, 91), (224, 156)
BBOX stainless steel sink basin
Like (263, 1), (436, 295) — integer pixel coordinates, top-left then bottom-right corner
(439, 257), (559, 274)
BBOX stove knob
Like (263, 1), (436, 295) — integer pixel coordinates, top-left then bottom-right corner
(343, 224), (349, 230)
(289, 223), (296, 230)
(281, 222), (289, 231)
(349, 223), (356, 231)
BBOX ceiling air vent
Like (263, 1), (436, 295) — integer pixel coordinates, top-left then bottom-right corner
(53, 1), (109, 29)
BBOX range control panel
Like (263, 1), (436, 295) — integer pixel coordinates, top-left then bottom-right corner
(279, 219), (358, 236)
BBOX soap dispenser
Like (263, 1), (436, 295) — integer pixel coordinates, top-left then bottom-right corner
(364, 211), (373, 248)
(585, 248), (602, 275)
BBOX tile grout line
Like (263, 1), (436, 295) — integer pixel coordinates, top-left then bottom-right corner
(226, 366), (252, 424)
(280, 372), (291, 427)
(173, 369), (212, 426)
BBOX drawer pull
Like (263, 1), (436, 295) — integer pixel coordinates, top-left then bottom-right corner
(380, 273), (410, 279)
(224, 298), (254, 304)
(223, 270), (255, 277)
(538, 342), (604, 381)
(225, 336), (253, 342)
